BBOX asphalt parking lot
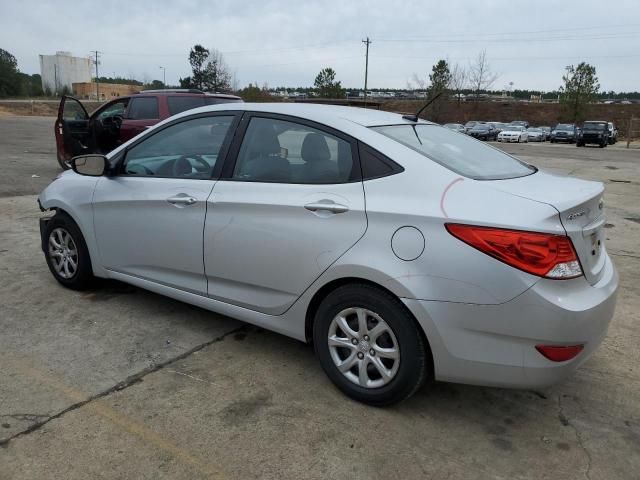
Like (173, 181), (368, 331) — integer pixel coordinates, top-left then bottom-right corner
(1, 115), (639, 479)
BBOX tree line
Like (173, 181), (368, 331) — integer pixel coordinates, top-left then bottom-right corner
(0, 44), (633, 122)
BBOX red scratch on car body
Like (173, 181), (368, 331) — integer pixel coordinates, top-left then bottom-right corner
(440, 177), (464, 218)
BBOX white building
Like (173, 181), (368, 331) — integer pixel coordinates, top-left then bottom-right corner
(39, 51), (92, 94)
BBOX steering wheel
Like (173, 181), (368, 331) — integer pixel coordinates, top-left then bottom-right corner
(111, 115), (123, 133)
(172, 154), (210, 177)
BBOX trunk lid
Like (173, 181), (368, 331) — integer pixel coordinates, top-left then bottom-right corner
(489, 170), (606, 285)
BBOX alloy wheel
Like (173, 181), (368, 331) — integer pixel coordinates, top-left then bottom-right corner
(48, 227), (78, 279)
(327, 307), (400, 388)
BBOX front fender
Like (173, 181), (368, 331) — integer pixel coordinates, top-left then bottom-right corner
(38, 173), (107, 277)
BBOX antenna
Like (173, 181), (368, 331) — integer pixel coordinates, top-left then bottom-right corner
(402, 91), (444, 122)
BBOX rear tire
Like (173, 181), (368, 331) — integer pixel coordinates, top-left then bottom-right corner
(43, 212), (95, 290)
(313, 283), (431, 406)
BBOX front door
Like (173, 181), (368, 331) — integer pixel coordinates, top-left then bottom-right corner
(55, 96), (91, 163)
(204, 114), (367, 314)
(92, 113), (238, 294)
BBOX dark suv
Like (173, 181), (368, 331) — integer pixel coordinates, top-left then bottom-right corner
(55, 89), (242, 169)
(577, 121), (609, 148)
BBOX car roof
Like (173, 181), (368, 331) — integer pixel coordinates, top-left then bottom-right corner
(170, 102), (436, 127)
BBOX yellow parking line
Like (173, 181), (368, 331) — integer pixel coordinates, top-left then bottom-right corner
(2, 352), (225, 479)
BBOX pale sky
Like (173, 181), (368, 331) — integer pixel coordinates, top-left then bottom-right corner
(2, 0), (639, 92)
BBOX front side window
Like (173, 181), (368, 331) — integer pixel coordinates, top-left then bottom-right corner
(123, 116), (234, 178)
(232, 117), (355, 184)
(96, 100), (128, 121)
(127, 97), (159, 120)
(372, 124), (535, 180)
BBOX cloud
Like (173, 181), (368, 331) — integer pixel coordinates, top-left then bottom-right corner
(2, 0), (639, 91)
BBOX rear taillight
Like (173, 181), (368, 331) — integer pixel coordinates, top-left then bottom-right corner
(445, 223), (582, 279)
(535, 344), (584, 362)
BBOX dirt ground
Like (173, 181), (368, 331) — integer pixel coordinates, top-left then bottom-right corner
(1, 115), (639, 479)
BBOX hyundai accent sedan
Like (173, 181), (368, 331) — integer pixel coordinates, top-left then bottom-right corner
(38, 103), (618, 406)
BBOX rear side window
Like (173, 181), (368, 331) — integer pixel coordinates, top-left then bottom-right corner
(127, 97), (159, 120)
(167, 96), (205, 115)
(232, 116), (355, 184)
(359, 144), (404, 180)
(372, 124), (535, 180)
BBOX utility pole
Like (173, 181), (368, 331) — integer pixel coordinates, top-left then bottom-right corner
(91, 51), (102, 100)
(362, 37), (371, 106)
(159, 66), (166, 88)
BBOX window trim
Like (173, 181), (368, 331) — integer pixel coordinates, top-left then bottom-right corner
(219, 112), (362, 185)
(115, 111), (242, 180)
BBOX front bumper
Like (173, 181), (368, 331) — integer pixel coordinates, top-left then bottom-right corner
(498, 136), (520, 143)
(39, 216), (50, 253)
(552, 136), (574, 142)
(403, 254), (618, 389)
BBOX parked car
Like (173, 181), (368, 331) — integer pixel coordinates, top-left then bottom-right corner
(39, 103), (617, 406)
(488, 122), (507, 133)
(444, 123), (465, 133)
(497, 125), (528, 143)
(55, 89), (243, 169)
(526, 127), (545, 142)
(464, 120), (484, 133)
(608, 122), (618, 144)
(577, 121), (609, 148)
(550, 124), (577, 143)
(509, 120), (530, 129)
(468, 123), (498, 141)
(539, 126), (552, 141)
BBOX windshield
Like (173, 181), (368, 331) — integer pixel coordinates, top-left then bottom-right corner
(372, 124), (535, 180)
(556, 124), (574, 131)
(583, 123), (606, 130)
(472, 125), (490, 131)
(505, 126), (524, 131)
(528, 128), (542, 132)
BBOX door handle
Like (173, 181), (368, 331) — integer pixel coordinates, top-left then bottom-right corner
(167, 195), (197, 206)
(304, 201), (349, 214)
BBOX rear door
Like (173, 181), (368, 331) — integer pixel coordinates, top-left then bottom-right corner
(203, 113), (367, 315)
(55, 96), (91, 162)
(120, 96), (161, 142)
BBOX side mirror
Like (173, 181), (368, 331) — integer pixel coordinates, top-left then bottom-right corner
(71, 155), (108, 177)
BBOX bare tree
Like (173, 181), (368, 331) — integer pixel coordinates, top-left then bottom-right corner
(468, 50), (498, 99)
(449, 62), (467, 104)
(205, 48), (232, 92)
(409, 73), (427, 91)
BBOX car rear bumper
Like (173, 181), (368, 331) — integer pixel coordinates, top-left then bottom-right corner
(403, 254), (618, 389)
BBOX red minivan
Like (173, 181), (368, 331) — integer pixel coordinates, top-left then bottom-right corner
(55, 89), (243, 169)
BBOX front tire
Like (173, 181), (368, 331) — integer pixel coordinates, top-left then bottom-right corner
(313, 284), (430, 406)
(43, 212), (95, 290)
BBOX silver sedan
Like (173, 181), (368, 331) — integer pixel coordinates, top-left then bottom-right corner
(39, 103), (618, 405)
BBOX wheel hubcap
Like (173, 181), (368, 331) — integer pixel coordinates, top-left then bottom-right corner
(48, 227), (78, 279)
(328, 307), (400, 389)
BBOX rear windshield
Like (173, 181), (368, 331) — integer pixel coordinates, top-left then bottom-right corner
(372, 124), (535, 180)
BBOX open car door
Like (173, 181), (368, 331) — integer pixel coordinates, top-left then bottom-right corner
(55, 96), (92, 169)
